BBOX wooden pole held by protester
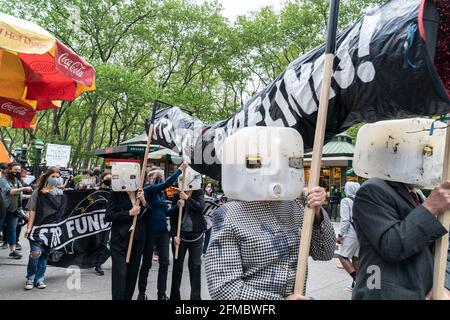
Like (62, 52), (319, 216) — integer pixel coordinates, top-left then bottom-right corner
(126, 101), (158, 263)
(432, 115), (450, 299)
(294, 0), (340, 295)
(174, 167), (187, 259)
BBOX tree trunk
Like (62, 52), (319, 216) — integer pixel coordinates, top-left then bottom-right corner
(52, 108), (60, 138)
(82, 97), (98, 168)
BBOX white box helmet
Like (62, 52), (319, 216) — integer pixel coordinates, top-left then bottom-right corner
(221, 126), (304, 201)
(111, 161), (141, 192)
(353, 118), (446, 189)
(178, 166), (202, 191)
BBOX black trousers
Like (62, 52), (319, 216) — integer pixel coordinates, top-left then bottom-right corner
(16, 223), (22, 244)
(110, 238), (144, 300)
(138, 229), (170, 297)
(0, 209), (4, 234)
(170, 233), (204, 300)
(329, 203), (338, 221)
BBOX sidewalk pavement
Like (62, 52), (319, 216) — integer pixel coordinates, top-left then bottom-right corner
(0, 222), (352, 300)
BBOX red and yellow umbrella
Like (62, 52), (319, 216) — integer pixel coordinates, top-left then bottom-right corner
(0, 113), (38, 130)
(0, 96), (57, 130)
(0, 12), (96, 128)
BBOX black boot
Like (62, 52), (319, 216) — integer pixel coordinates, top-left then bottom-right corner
(94, 265), (104, 276)
(137, 292), (147, 300)
(157, 293), (169, 300)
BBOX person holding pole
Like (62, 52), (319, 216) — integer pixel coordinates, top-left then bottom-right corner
(169, 166), (206, 300)
(351, 119), (450, 300)
(205, 127), (335, 300)
(105, 179), (147, 300)
(137, 162), (187, 300)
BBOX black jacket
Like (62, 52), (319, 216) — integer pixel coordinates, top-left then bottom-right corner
(105, 191), (145, 243)
(352, 178), (448, 300)
(169, 189), (206, 237)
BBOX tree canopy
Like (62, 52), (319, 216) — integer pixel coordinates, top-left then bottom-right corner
(0, 0), (384, 169)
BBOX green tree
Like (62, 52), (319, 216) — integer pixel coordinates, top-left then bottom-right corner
(0, 0), (386, 169)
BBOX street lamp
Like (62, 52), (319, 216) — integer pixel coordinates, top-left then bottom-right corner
(14, 147), (26, 167)
(14, 146), (22, 158)
(21, 144), (28, 166)
(32, 140), (44, 178)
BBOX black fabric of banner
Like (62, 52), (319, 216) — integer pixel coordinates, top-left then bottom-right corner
(148, 0), (450, 181)
(29, 189), (111, 269)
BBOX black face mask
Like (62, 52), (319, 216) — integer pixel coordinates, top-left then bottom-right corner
(10, 172), (21, 178)
(153, 177), (163, 185)
(103, 179), (111, 187)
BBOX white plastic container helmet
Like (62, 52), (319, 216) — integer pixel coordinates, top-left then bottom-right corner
(353, 118), (446, 189)
(221, 126), (304, 201)
(111, 162), (141, 192)
(178, 166), (202, 191)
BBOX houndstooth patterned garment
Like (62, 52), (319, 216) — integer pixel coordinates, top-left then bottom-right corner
(205, 200), (335, 300)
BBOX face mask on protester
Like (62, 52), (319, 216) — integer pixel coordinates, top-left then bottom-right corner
(47, 177), (61, 186)
(103, 179), (111, 187)
(11, 171), (21, 179)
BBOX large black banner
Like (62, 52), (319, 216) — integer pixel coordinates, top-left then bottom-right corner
(29, 190), (111, 268)
(149, 0), (449, 180)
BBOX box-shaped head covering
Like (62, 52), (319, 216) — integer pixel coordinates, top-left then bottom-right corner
(111, 161), (141, 192)
(178, 166), (202, 191)
(353, 118), (446, 189)
(221, 126), (304, 201)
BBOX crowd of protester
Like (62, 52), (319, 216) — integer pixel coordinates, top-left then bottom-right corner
(0, 161), (221, 298)
(2, 158), (447, 300)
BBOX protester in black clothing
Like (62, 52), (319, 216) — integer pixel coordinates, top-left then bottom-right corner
(0, 162), (8, 246)
(24, 167), (65, 290)
(105, 188), (146, 300)
(93, 172), (113, 276)
(169, 187), (206, 300)
(329, 185), (341, 221)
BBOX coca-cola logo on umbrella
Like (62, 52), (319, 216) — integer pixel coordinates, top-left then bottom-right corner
(55, 40), (94, 87)
(0, 102), (28, 116)
(0, 98), (35, 121)
(57, 53), (86, 78)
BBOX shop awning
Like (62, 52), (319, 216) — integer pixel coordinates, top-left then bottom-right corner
(148, 147), (182, 161)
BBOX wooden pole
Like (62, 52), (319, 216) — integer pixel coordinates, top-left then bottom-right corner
(432, 117), (450, 299)
(174, 167), (187, 259)
(126, 101), (158, 263)
(294, 0), (340, 295)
